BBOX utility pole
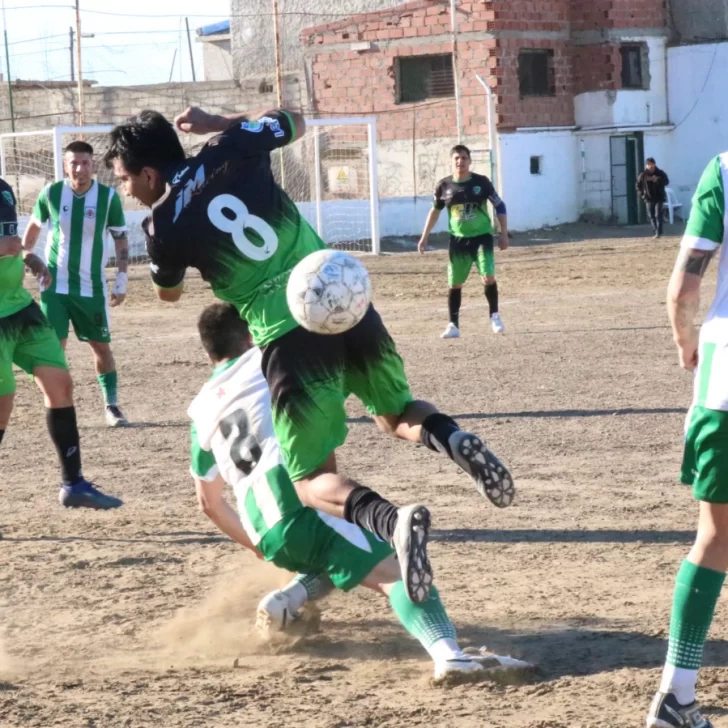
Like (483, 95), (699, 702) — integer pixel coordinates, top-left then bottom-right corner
(3, 28), (13, 132)
(185, 17), (196, 82)
(272, 0), (285, 188)
(69, 26), (75, 82)
(75, 0), (84, 125)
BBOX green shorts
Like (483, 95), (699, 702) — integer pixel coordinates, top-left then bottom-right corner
(448, 234), (495, 287)
(261, 507), (393, 591)
(0, 301), (68, 396)
(40, 289), (111, 343)
(261, 306), (414, 481)
(681, 405), (728, 503)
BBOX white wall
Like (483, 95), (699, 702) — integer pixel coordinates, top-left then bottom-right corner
(667, 42), (728, 212)
(577, 134), (611, 217)
(498, 130), (580, 230)
(574, 37), (668, 128)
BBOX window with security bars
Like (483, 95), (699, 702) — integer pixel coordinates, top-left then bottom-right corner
(620, 44), (646, 89)
(397, 54), (454, 103)
(518, 49), (555, 97)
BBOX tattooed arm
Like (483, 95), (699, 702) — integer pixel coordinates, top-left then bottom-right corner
(110, 230), (128, 307)
(667, 247), (715, 370)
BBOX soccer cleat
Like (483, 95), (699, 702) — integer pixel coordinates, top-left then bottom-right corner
(59, 480), (124, 510)
(647, 692), (713, 728)
(105, 405), (128, 428)
(392, 504), (433, 604)
(490, 313), (505, 334)
(441, 323), (460, 339)
(449, 430), (515, 508)
(433, 649), (534, 684)
(256, 590), (298, 638)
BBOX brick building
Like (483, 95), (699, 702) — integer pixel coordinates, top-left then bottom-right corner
(301, 0), (671, 230)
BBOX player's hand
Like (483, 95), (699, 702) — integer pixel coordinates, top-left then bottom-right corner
(174, 106), (219, 135)
(498, 232), (510, 251)
(676, 330), (699, 371)
(0, 235), (21, 257)
(417, 237), (428, 255)
(23, 252), (52, 288)
(110, 272), (128, 307)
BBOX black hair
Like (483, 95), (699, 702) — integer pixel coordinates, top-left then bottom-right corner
(65, 140), (94, 155)
(646, 157), (656, 164)
(103, 110), (185, 174)
(198, 303), (250, 362)
(450, 144), (471, 158)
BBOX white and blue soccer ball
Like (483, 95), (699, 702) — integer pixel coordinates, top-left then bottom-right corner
(286, 249), (372, 335)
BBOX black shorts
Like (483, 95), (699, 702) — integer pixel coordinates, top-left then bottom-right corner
(260, 305), (413, 480)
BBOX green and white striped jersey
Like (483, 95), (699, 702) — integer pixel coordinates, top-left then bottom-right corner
(31, 179), (127, 297)
(682, 153), (728, 410)
(188, 347), (303, 546)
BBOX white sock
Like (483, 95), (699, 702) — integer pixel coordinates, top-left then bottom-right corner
(278, 582), (309, 616)
(659, 664), (698, 706)
(427, 638), (463, 663)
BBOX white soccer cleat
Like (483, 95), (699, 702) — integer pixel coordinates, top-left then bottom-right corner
(490, 313), (505, 334)
(441, 323), (460, 339)
(255, 590), (298, 638)
(434, 649), (534, 684)
(105, 405), (128, 428)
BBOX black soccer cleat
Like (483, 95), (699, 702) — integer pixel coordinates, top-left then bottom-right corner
(647, 691), (713, 728)
(392, 504), (433, 604)
(449, 431), (515, 508)
(59, 480), (124, 510)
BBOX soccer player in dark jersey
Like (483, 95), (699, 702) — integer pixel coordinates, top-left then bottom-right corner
(0, 177), (122, 510)
(104, 107), (515, 603)
(418, 145), (509, 338)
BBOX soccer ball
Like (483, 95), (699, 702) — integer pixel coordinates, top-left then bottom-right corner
(286, 249), (372, 335)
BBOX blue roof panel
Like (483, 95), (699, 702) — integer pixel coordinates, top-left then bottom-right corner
(197, 20), (230, 37)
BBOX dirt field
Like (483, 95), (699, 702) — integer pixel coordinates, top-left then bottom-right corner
(2, 224), (727, 728)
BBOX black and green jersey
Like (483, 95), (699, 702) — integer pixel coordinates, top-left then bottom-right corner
(145, 111), (325, 347)
(433, 173), (502, 238)
(0, 178), (31, 319)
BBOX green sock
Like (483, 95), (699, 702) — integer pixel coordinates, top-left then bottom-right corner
(288, 573), (333, 600)
(388, 582), (457, 651)
(666, 559), (725, 670)
(97, 371), (118, 407)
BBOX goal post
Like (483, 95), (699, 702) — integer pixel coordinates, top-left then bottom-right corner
(0, 115), (381, 262)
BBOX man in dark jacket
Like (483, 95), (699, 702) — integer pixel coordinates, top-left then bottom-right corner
(636, 158), (670, 238)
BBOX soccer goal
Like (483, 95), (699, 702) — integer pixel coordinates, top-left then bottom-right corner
(0, 116), (381, 263)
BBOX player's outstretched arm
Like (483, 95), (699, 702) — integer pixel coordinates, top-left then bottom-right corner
(667, 247), (713, 371)
(195, 475), (262, 557)
(418, 208), (442, 254)
(21, 218), (42, 252)
(110, 232), (129, 307)
(174, 106), (305, 140)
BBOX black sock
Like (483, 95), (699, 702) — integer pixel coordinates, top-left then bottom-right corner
(46, 407), (83, 485)
(485, 282), (499, 315)
(420, 412), (460, 459)
(0, 429), (4, 446)
(448, 288), (462, 328)
(344, 485), (399, 544)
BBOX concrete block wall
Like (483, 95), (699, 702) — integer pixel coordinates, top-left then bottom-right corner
(0, 75), (304, 136)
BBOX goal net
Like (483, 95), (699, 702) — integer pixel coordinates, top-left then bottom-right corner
(0, 117), (380, 266)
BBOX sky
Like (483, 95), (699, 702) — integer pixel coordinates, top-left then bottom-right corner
(1, 0), (231, 86)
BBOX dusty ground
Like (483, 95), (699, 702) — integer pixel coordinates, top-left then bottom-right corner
(2, 222), (727, 728)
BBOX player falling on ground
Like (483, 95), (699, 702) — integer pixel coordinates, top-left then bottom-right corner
(22, 141), (129, 427)
(103, 107), (515, 604)
(0, 177), (122, 510)
(190, 302), (531, 682)
(417, 145), (509, 338)
(645, 154), (728, 728)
